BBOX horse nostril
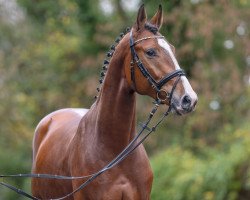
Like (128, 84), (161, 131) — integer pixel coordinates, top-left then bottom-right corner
(181, 95), (191, 110)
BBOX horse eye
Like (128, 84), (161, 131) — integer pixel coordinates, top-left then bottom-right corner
(146, 49), (156, 57)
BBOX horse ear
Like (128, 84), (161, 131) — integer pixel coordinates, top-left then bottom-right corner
(134, 4), (147, 31)
(150, 5), (163, 30)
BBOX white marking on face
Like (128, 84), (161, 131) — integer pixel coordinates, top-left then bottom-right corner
(181, 76), (198, 100)
(158, 38), (180, 70)
(157, 38), (197, 100)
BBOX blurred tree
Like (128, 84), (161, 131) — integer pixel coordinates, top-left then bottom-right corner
(0, 0), (249, 199)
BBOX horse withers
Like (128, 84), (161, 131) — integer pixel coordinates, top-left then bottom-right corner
(31, 5), (197, 200)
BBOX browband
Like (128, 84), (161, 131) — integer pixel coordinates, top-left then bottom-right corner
(130, 35), (165, 47)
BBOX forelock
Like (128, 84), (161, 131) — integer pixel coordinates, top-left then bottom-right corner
(144, 23), (158, 35)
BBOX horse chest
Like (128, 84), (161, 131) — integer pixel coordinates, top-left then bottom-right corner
(71, 146), (153, 200)
(73, 172), (152, 200)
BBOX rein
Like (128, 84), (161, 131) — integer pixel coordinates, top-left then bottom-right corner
(0, 30), (185, 200)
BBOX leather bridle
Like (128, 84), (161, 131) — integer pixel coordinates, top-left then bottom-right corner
(0, 29), (187, 200)
(129, 30), (185, 102)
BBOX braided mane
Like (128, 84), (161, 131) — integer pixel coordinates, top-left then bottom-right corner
(94, 27), (131, 99)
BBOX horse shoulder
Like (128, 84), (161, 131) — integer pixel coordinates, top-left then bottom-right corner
(32, 108), (89, 160)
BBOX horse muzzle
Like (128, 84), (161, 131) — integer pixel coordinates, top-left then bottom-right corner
(171, 93), (198, 115)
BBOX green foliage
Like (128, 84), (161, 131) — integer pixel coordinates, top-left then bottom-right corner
(0, 0), (250, 199)
(151, 124), (250, 200)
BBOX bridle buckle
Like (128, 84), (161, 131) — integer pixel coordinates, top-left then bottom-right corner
(157, 89), (170, 102)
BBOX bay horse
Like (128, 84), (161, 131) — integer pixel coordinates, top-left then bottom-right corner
(31, 5), (197, 200)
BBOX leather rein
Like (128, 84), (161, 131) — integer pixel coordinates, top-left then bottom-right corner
(0, 30), (186, 200)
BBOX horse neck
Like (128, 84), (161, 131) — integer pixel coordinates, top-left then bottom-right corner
(94, 36), (136, 152)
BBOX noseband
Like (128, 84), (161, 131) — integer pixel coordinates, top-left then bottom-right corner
(129, 30), (185, 102)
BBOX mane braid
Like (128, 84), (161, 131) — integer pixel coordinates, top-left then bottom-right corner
(94, 27), (131, 99)
(145, 23), (158, 35)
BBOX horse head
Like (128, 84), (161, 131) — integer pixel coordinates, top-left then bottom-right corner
(125, 5), (198, 115)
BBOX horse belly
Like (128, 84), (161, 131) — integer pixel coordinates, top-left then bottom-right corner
(31, 108), (88, 199)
